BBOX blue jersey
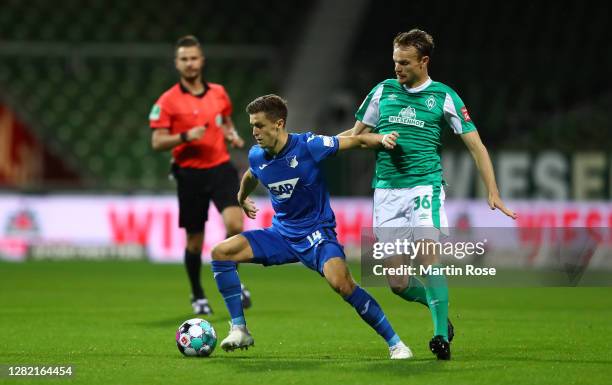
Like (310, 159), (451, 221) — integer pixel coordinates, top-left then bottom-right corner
(248, 132), (339, 240)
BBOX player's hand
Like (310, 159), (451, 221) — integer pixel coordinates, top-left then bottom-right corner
(228, 133), (245, 149)
(239, 197), (259, 219)
(221, 124), (244, 148)
(381, 131), (399, 149)
(488, 193), (517, 219)
(188, 125), (206, 141)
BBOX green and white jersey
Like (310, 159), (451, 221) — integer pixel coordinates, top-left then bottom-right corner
(355, 78), (476, 189)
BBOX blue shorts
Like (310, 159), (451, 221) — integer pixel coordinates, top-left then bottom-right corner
(242, 227), (345, 275)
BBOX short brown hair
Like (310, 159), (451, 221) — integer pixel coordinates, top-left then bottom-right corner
(393, 29), (434, 58)
(246, 94), (288, 124)
(175, 35), (203, 55)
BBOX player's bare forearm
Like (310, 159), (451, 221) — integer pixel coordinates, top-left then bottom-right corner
(237, 169), (259, 203)
(351, 120), (372, 135)
(337, 128), (354, 137)
(337, 121), (373, 148)
(237, 169), (259, 219)
(221, 116), (244, 148)
(337, 135), (375, 151)
(357, 133), (387, 149)
(461, 131), (517, 219)
(471, 145), (497, 194)
(337, 132), (398, 151)
(461, 131), (498, 194)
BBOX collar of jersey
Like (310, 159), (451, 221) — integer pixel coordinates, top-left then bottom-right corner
(402, 77), (432, 93)
(264, 133), (295, 160)
(179, 81), (210, 98)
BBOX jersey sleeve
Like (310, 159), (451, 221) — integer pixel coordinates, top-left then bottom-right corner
(442, 89), (477, 135)
(355, 83), (384, 128)
(149, 95), (173, 129)
(249, 166), (259, 180)
(247, 148), (260, 180)
(305, 133), (339, 163)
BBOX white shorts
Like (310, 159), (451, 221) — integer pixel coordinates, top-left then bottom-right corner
(373, 185), (448, 244)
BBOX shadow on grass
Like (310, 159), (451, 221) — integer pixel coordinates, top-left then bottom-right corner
(202, 355), (496, 377)
(202, 350), (612, 377)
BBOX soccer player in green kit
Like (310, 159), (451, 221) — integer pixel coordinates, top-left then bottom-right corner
(346, 29), (517, 360)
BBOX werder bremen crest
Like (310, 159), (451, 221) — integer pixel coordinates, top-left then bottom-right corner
(426, 95), (436, 110)
(389, 105), (424, 127)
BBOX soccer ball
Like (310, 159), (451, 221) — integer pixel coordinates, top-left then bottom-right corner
(176, 318), (217, 357)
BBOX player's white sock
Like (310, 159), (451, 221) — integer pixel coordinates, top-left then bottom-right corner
(389, 341), (413, 359)
(220, 323), (255, 352)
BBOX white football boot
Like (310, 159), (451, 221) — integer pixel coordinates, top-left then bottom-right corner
(389, 341), (413, 359)
(191, 298), (213, 315)
(220, 323), (255, 352)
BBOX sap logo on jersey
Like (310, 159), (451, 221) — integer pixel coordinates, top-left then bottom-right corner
(267, 178), (299, 200)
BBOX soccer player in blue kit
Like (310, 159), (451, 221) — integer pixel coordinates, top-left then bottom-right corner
(210, 94), (412, 359)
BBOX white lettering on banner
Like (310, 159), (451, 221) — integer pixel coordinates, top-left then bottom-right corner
(442, 151), (611, 200)
(442, 152), (475, 198)
(573, 153), (606, 200)
(534, 152), (568, 200)
(498, 152), (530, 199)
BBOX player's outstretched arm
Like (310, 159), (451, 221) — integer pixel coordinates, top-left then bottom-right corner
(337, 131), (399, 152)
(237, 169), (259, 219)
(461, 131), (517, 219)
(220, 116), (245, 149)
(338, 120), (372, 137)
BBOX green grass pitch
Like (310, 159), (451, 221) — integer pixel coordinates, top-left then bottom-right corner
(1, 261), (611, 385)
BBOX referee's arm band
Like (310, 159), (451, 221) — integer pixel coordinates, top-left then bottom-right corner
(180, 132), (189, 143)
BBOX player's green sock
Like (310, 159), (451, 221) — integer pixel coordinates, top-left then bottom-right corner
(397, 276), (428, 307)
(424, 264), (449, 342)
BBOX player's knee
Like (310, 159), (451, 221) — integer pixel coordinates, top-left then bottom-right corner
(390, 285), (406, 295)
(331, 277), (356, 297)
(386, 276), (407, 294)
(211, 243), (232, 261)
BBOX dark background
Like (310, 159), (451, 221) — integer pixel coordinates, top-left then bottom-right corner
(0, 0), (610, 195)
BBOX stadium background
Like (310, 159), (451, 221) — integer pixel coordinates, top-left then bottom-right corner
(1, 1), (612, 384)
(1, 0), (611, 262)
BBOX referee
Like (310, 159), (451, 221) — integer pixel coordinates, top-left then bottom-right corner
(149, 35), (252, 315)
